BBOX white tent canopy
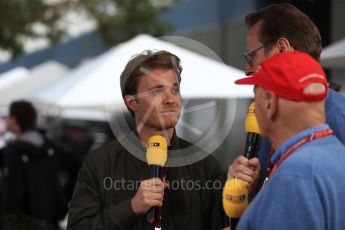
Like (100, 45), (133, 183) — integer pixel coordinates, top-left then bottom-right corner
(32, 35), (252, 120)
(0, 67), (30, 91)
(0, 61), (69, 115)
(321, 38), (345, 68)
(32, 57), (111, 119)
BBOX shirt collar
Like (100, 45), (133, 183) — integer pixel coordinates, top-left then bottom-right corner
(169, 130), (180, 150)
(271, 124), (330, 165)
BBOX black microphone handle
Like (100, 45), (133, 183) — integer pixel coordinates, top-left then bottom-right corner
(231, 132), (259, 229)
(149, 165), (161, 178)
(146, 206), (156, 224)
(230, 218), (239, 230)
(146, 165), (162, 224)
(229, 133), (259, 229)
(243, 132), (260, 159)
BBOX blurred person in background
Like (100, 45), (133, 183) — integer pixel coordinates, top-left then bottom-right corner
(1, 100), (81, 229)
(227, 3), (345, 200)
(61, 126), (93, 158)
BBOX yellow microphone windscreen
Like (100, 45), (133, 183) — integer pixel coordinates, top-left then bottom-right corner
(222, 178), (248, 218)
(146, 135), (168, 166)
(245, 102), (260, 134)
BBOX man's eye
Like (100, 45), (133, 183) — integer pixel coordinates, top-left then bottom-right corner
(152, 88), (164, 95)
(172, 86), (180, 94)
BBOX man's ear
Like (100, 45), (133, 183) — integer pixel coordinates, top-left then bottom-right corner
(124, 95), (138, 113)
(7, 117), (20, 133)
(265, 90), (278, 120)
(276, 37), (294, 53)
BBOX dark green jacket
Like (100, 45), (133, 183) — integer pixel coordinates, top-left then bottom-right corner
(67, 133), (227, 230)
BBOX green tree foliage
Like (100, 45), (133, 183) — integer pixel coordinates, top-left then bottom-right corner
(77, 0), (177, 46)
(0, 0), (177, 60)
(0, 0), (65, 59)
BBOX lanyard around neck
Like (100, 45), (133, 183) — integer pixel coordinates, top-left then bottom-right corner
(265, 128), (333, 181)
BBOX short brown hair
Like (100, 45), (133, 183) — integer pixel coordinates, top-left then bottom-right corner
(245, 3), (322, 61)
(120, 50), (182, 115)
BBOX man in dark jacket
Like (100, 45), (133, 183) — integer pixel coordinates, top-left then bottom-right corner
(67, 50), (228, 230)
(2, 100), (80, 228)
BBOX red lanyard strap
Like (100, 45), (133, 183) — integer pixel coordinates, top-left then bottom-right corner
(268, 128), (333, 178)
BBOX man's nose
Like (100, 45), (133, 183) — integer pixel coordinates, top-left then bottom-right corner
(245, 64), (255, 76)
(163, 91), (175, 104)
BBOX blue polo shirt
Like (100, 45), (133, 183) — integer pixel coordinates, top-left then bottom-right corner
(258, 89), (345, 185)
(237, 124), (345, 230)
(325, 89), (345, 144)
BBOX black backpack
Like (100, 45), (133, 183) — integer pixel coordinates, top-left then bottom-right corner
(2, 138), (73, 227)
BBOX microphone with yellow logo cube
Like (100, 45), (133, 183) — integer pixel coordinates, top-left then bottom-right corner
(146, 135), (168, 226)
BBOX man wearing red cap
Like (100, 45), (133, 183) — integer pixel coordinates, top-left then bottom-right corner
(234, 51), (345, 229)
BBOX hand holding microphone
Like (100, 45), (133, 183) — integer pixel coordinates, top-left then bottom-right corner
(131, 136), (168, 218)
(146, 136), (168, 224)
(227, 102), (261, 190)
(223, 102), (261, 229)
(131, 178), (167, 214)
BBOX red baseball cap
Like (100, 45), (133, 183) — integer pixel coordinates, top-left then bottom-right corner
(235, 51), (328, 101)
